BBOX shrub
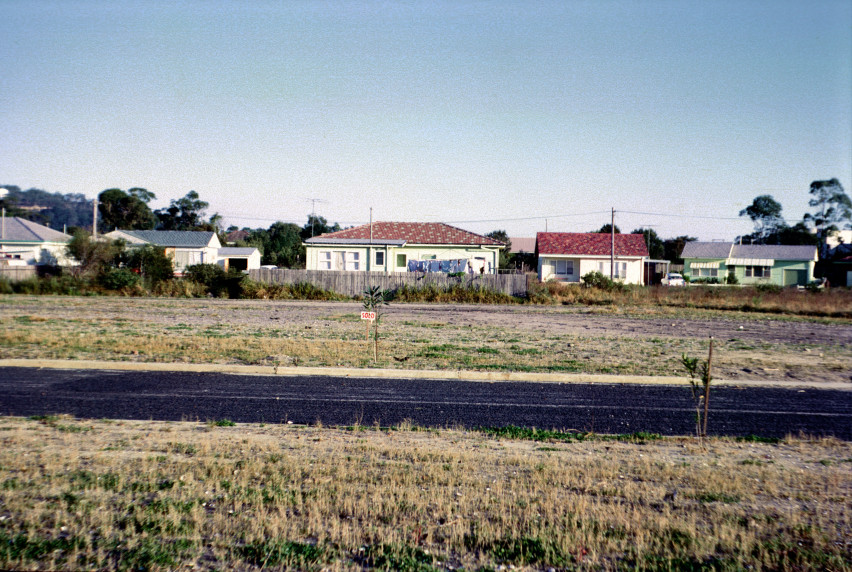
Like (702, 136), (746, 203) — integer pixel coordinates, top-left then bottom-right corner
(184, 264), (246, 298)
(754, 283), (782, 294)
(725, 274), (739, 285)
(127, 245), (173, 286)
(581, 271), (626, 292)
(97, 267), (140, 291)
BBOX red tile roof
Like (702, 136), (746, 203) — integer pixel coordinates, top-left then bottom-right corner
(536, 232), (649, 257)
(316, 222), (504, 246)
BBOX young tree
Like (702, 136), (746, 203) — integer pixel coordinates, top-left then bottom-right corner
(65, 231), (125, 278)
(739, 195), (784, 243)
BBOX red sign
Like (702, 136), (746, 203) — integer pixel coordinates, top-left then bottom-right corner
(361, 311), (376, 321)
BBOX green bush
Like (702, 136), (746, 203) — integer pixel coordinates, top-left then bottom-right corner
(127, 245), (173, 286)
(754, 283), (782, 294)
(581, 271), (626, 292)
(184, 264), (246, 298)
(97, 267), (140, 291)
(725, 274), (739, 285)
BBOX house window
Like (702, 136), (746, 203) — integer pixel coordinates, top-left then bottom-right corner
(697, 268), (718, 278)
(396, 254), (406, 268)
(745, 266), (771, 278)
(344, 252), (360, 271)
(375, 251), (384, 266)
(614, 262), (627, 279)
(319, 251), (332, 270)
(555, 260), (574, 276)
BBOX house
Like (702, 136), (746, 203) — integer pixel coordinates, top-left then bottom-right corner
(104, 230), (221, 274)
(681, 242), (817, 286)
(225, 229), (250, 245)
(0, 216), (73, 266)
(303, 222), (504, 274)
(217, 247), (261, 272)
(536, 232), (649, 284)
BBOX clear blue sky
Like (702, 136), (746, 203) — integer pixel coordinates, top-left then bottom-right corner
(2, 0), (850, 240)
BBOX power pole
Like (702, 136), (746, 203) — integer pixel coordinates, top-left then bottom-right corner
(306, 198), (326, 237)
(93, 198), (99, 239)
(610, 207), (615, 280)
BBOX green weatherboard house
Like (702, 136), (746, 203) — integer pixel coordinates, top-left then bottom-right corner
(681, 243), (818, 287)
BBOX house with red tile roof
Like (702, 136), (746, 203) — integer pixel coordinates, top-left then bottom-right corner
(536, 232), (649, 284)
(304, 222), (504, 274)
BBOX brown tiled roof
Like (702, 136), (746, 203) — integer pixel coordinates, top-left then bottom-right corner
(316, 222), (504, 246)
(536, 232), (649, 257)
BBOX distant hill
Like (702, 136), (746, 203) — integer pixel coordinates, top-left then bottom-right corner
(0, 185), (93, 231)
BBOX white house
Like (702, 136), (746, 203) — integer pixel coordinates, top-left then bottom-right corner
(104, 230), (221, 274)
(536, 232), (649, 285)
(304, 222), (504, 274)
(0, 216), (73, 266)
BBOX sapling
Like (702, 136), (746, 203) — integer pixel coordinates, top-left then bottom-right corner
(362, 285), (390, 362)
(681, 337), (714, 442)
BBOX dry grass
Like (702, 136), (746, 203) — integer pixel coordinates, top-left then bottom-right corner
(2, 295), (850, 382)
(531, 281), (852, 318)
(0, 415), (849, 570)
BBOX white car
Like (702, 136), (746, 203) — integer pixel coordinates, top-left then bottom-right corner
(661, 272), (685, 286)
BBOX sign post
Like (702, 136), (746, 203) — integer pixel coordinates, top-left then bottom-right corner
(361, 311), (376, 341)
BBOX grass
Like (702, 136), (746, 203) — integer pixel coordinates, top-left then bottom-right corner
(0, 415), (848, 570)
(2, 295), (850, 381)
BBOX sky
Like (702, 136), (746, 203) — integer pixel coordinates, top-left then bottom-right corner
(1, 0), (850, 241)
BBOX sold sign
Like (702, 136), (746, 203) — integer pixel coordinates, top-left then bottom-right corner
(361, 311), (376, 321)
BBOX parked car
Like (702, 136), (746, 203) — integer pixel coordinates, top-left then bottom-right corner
(661, 272), (685, 286)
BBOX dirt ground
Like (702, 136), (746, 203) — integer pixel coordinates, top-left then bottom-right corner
(2, 296), (851, 384)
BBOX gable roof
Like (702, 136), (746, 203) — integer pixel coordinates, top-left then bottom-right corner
(225, 229), (250, 243)
(682, 242), (818, 262)
(680, 242), (732, 259)
(536, 232), (649, 257)
(306, 222), (504, 246)
(116, 230), (219, 248)
(0, 217), (71, 243)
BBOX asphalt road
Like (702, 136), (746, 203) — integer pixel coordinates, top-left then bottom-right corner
(1, 367), (850, 439)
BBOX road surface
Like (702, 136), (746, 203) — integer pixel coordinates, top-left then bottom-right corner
(1, 367), (850, 439)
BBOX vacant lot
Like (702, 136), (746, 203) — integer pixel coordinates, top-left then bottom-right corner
(0, 415), (849, 570)
(1, 295), (851, 384)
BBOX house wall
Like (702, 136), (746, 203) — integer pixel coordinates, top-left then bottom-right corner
(218, 251), (262, 272)
(0, 242), (73, 266)
(684, 258), (814, 286)
(538, 256), (645, 284)
(306, 245), (501, 274)
(166, 246), (220, 272)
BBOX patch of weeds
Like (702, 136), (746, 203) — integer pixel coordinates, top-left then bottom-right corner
(476, 346), (500, 354)
(736, 434), (781, 444)
(0, 532), (88, 566)
(818, 459), (832, 466)
(237, 540), (323, 567)
(358, 543), (437, 571)
(688, 492), (741, 504)
(739, 458), (763, 466)
(105, 537), (197, 571)
(476, 426), (590, 442)
(209, 419), (237, 427)
(169, 442), (198, 455)
(477, 535), (572, 567)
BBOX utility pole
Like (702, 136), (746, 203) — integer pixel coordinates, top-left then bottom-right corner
(610, 207), (615, 280)
(92, 198), (99, 239)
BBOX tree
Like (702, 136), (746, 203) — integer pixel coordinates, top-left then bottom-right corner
(632, 228), (664, 259)
(804, 179), (852, 245)
(662, 235), (696, 264)
(739, 195), (784, 243)
(299, 215), (340, 240)
(252, 222), (304, 268)
(126, 245), (174, 286)
(154, 191), (217, 231)
(65, 231), (125, 278)
(485, 230), (512, 269)
(98, 187), (156, 231)
(593, 224), (620, 234)
(762, 222), (820, 246)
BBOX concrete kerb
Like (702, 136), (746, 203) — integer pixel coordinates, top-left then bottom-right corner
(1, 359), (849, 390)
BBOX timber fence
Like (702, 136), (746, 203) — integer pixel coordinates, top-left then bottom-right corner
(0, 266), (37, 282)
(249, 268), (529, 298)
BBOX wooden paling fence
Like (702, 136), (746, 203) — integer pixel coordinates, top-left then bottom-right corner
(0, 266), (37, 282)
(249, 268), (529, 298)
